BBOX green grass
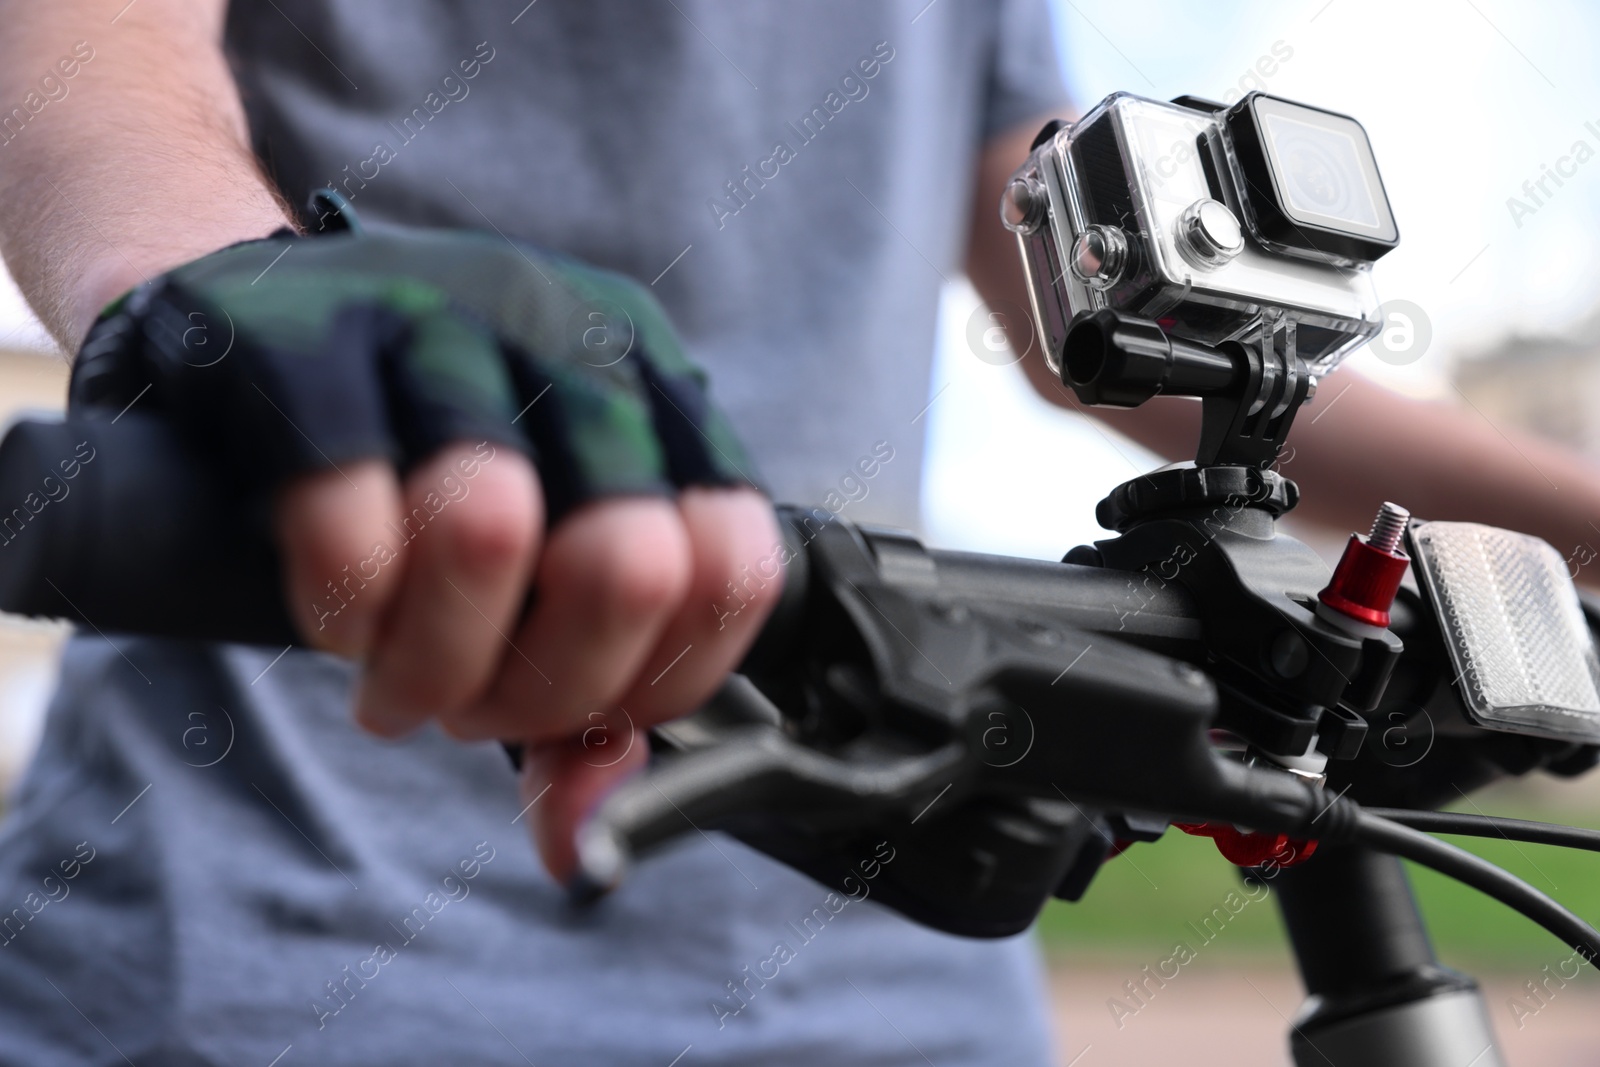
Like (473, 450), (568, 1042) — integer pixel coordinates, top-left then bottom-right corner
(1037, 794), (1600, 971)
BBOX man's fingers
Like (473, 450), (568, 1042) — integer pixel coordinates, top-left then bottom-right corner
(523, 732), (649, 886)
(277, 459), (405, 657)
(612, 487), (783, 722)
(354, 443), (542, 737)
(486, 489), (780, 883)
(449, 497), (691, 742)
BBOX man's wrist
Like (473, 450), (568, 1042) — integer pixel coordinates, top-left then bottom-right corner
(71, 259), (150, 343)
(68, 215), (294, 348)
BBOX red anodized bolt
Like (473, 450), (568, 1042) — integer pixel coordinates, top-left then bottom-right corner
(1318, 502), (1411, 629)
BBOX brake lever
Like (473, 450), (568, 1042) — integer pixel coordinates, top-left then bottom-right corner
(573, 707), (966, 898)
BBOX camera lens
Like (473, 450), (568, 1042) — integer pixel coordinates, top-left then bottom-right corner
(1281, 140), (1347, 214)
(1224, 94), (1397, 263)
(1263, 112), (1379, 230)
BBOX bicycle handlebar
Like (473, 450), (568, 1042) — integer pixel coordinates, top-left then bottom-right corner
(0, 410), (1314, 938)
(4, 411), (1597, 961)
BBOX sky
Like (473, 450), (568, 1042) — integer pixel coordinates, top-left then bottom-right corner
(922, 0), (1600, 559)
(2, 0), (1598, 559)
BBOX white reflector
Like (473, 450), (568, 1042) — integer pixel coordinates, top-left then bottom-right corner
(1410, 521), (1600, 743)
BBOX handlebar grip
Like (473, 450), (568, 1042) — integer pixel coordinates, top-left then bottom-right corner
(0, 414), (298, 646)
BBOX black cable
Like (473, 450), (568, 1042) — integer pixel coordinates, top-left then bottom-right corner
(1352, 810), (1600, 962)
(1367, 808), (1600, 854)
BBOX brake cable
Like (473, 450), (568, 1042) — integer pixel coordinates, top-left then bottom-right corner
(1347, 808), (1600, 962)
(1366, 808), (1600, 854)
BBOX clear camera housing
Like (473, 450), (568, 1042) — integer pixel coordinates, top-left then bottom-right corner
(1004, 91), (1398, 382)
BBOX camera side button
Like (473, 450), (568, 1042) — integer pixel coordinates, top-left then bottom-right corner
(1068, 225), (1128, 289)
(1176, 197), (1244, 269)
(1001, 177), (1048, 235)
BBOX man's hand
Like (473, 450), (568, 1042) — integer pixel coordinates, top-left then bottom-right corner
(282, 464), (779, 881)
(74, 225), (783, 882)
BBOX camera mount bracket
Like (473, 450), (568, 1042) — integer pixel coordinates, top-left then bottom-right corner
(1058, 306), (1390, 763)
(1060, 307), (1313, 470)
(1200, 314), (1313, 469)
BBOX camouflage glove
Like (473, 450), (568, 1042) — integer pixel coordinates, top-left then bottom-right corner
(69, 214), (755, 521)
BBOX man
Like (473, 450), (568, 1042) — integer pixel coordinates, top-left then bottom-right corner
(0, 3), (1596, 1066)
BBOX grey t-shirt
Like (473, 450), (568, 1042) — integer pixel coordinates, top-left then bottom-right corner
(0, 3), (1072, 1064)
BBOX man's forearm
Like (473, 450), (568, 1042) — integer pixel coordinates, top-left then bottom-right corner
(0, 0), (293, 349)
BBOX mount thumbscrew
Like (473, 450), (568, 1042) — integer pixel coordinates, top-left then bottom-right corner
(1318, 502), (1412, 629)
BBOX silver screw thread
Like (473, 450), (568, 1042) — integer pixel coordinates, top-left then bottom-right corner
(1367, 502), (1410, 554)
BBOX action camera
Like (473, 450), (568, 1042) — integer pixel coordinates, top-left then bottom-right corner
(1003, 91), (1398, 386)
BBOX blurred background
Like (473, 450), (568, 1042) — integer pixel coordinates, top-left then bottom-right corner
(1, 0), (1598, 1062)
